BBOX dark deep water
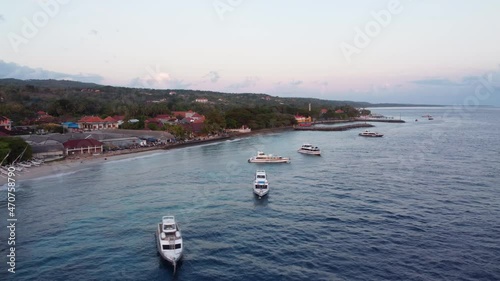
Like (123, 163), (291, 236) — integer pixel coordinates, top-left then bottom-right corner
(1, 107), (500, 280)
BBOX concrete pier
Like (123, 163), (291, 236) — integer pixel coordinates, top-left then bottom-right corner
(294, 123), (374, 131)
(353, 118), (405, 123)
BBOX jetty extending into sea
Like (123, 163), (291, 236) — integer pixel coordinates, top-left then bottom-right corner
(353, 118), (405, 123)
(294, 123), (374, 131)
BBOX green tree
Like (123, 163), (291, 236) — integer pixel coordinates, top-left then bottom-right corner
(0, 137), (32, 164)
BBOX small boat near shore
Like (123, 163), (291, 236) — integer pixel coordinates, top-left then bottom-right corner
(297, 144), (321, 156)
(18, 162), (32, 168)
(156, 216), (183, 271)
(253, 170), (269, 198)
(248, 151), (290, 163)
(359, 130), (384, 137)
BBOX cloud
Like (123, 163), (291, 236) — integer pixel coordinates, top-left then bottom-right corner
(227, 76), (259, 91)
(313, 80), (328, 87)
(129, 68), (191, 89)
(289, 79), (302, 86)
(204, 71), (220, 83)
(89, 29), (98, 35)
(0, 14), (5, 23)
(0, 60), (104, 83)
(411, 78), (460, 86)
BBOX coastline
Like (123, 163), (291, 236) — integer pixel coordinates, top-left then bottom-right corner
(2, 127), (293, 184)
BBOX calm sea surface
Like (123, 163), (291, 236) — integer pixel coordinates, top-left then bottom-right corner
(1, 107), (500, 281)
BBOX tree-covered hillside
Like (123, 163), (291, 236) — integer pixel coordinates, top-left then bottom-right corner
(0, 78), (418, 129)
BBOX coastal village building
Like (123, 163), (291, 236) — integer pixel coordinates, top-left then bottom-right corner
(144, 114), (177, 129)
(63, 138), (104, 155)
(112, 116), (125, 126)
(31, 141), (65, 159)
(294, 115), (312, 127)
(226, 125), (251, 133)
(294, 115), (312, 123)
(172, 110), (205, 123)
(62, 122), (80, 132)
(35, 111), (57, 123)
(78, 116), (119, 130)
(172, 110), (206, 133)
(195, 98), (208, 103)
(0, 116), (12, 130)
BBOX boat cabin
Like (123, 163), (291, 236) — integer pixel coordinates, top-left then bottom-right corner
(256, 170), (267, 180)
(162, 216), (177, 234)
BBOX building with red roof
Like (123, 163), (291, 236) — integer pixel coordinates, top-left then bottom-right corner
(0, 116), (12, 130)
(63, 138), (104, 155)
(172, 110), (206, 123)
(78, 116), (119, 130)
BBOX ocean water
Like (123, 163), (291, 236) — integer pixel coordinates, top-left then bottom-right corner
(1, 107), (500, 281)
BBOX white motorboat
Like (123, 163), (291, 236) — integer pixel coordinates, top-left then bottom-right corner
(359, 130), (384, 137)
(30, 159), (43, 165)
(253, 170), (269, 198)
(13, 165), (23, 172)
(297, 144), (321, 156)
(0, 167), (8, 175)
(18, 162), (32, 168)
(156, 216), (183, 270)
(248, 151), (290, 163)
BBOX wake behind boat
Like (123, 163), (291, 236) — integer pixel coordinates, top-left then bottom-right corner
(297, 144), (321, 156)
(156, 216), (183, 271)
(359, 130), (384, 137)
(248, 151), (290, 163)
(253, 170), (269, 198)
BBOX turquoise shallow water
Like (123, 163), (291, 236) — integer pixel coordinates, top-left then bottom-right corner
(1, 107), (500, 280)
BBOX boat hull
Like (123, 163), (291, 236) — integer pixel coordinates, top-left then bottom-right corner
(156, 224), (183, 266)
(297, 149), (321, 156)
(253, 185), (269, 198)
(248, 158), (290, 163)
(359, 134), (383, 137)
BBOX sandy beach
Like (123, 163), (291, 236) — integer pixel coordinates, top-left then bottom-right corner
(1, 147), (165, 184)
(1, 127), (293, 185)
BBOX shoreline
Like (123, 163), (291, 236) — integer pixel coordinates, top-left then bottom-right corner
(2, 127), (293, 184)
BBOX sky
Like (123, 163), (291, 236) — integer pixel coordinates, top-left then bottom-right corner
(1, 0), (499, 105)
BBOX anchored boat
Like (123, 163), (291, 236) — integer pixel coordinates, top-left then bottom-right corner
(297, 144), (321, 156)
(253, 170), (269, 198)
(358, 130), (384, 137)
(248, 151), (290, 163)
(156, 216), (183, 271)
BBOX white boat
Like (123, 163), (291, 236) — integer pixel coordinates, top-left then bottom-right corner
(0, 167), (8, 175)
(30, 159), (43, 165)
(297, 144), (321, 156)
(13, 165), (23, 172)
(253, 170), (269, 198)
(18, 162), (32, 168)
(359, 130), (384, 137)
(156, 216), (183, 270)
(248, 151), (290, 163)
